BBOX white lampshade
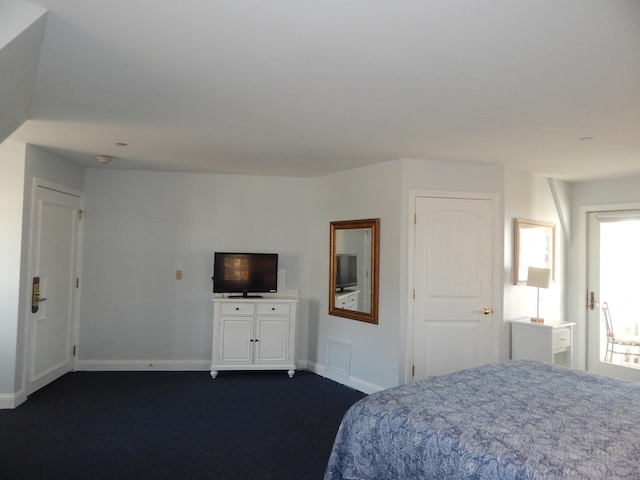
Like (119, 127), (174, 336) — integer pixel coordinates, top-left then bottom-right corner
(527, 266), (551, 323)
(526, 267), (551, 289)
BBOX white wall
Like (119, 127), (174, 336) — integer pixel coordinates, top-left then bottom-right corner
(309, 160), (403, 392)
(78, 156), (511, 392)
(3, 145), (585, 403)
(0, 139), (26, 407)
(0, 141), (83, 407)
(308, 157), (510, 393)
(78, 169), (312, 369)
(503, 169), (569, 360)
(0, 1), (46, 143)
(24, 144), (85, 189)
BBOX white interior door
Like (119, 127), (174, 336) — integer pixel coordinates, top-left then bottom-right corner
(26, 183), (81, 395)
(412, 194), (499, 381)
(587, 211), (640, 382)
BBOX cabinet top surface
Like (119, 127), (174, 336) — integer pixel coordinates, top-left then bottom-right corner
(509, 318), (575, 328)
(335, 289), (360, 298)
(212, 297), (298, 303)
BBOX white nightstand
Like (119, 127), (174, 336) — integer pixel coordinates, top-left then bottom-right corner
(510, 318), (575, 367)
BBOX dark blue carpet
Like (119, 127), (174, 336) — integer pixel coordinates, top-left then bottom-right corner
(0, 370), (365, 479)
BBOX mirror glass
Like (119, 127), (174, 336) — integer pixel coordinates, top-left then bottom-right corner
(329, 218), (379, 324)
(514, 218), (555, 285)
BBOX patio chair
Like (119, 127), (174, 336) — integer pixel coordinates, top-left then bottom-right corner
(602, 302), (640, 363)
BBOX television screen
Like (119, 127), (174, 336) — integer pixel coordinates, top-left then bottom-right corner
(335, 253), (357, 292)
(213, 252), (278, 297)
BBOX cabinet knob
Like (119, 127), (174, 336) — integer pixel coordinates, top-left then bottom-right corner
(272, 307), (276, 311)
(235, 307), (239, 311)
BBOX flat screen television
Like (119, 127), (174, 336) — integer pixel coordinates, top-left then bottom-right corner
(335, 253), (357, 292)
(213, 252), (278, 298)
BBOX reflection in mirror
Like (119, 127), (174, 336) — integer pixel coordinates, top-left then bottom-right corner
(335, 229), (371, 313)
(514, 218), (555, 285)
(329, 218), (379, 324)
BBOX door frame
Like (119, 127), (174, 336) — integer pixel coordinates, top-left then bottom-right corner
(578, 201), (640, 373)
(405, 190), (502, 384)
(23, 178), (84, 393)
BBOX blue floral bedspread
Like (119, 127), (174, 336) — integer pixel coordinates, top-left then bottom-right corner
(325, 360), (640, 479)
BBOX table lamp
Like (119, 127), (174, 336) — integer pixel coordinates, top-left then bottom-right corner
(527, 266), (551, 323)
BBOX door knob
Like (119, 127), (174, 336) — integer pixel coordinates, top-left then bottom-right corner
(481, 307), (493, 315)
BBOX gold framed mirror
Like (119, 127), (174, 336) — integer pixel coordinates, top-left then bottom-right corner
(329, 218), (379, 324)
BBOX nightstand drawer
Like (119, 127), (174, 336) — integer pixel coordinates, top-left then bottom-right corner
(553, 328), (572, 353)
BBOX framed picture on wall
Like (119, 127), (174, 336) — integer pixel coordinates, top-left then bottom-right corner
(514, 218), (555, 285)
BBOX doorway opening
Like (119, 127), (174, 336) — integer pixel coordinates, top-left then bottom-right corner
(599, 218), (640, 368)
(587, 209), (640, 382)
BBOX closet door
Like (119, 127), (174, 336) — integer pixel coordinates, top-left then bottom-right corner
(412, 194), (499, 380)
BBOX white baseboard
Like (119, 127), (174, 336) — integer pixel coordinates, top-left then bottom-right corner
(0, 390), (26, 410)
(305, 361), (385, 395)
(2, 360), (382, 409)
(75, 359), (210, 371)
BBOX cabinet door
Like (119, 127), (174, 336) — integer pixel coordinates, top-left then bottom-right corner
(254, 316), (289, 364)
(218, 317), (254, 364)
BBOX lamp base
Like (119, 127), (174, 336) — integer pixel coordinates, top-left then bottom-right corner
(530, 317), (545, 323)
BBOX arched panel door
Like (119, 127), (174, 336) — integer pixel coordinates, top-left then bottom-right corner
(412, 194), (499, 381)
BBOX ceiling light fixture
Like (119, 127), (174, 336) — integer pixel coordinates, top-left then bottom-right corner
(96, 154), (113, 165)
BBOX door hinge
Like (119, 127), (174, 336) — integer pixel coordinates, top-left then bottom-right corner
(73, 345), (77, 356)
(76, 277), (80, 288)
(414, 213), (417, 224)
(78, 209), (84, 220)
(413, 289), (416, 300)
(412, 365), (415, 377)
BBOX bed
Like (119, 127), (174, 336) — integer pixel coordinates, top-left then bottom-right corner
(325, 360), (640, 479)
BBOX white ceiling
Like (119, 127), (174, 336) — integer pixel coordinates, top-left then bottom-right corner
(9, 0), (640, 181)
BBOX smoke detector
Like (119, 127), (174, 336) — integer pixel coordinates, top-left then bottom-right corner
(96, 155), (112, 165)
